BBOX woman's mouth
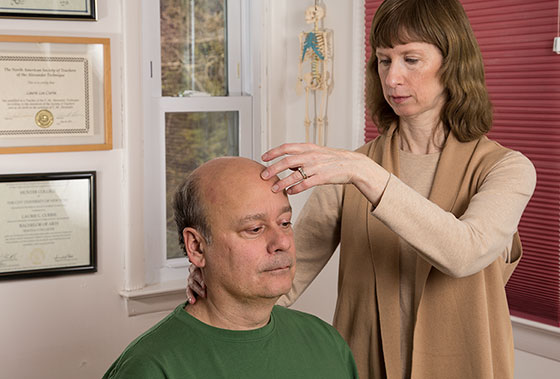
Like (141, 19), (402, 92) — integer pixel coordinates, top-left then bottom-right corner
(391, 96), (409, 104)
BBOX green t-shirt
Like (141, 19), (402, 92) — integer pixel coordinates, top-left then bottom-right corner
(103, 303), (358, 378)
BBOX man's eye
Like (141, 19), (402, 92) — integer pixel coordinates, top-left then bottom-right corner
(281, 221), (293, 228)
(247, 227), (263, 234)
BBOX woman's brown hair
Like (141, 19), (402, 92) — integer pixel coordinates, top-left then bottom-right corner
(365, 0), (492, 142)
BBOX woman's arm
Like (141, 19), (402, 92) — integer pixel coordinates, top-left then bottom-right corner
(374, 151), (536, 277)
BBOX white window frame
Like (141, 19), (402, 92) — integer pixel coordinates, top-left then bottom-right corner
(119, 0), (259, 314)
(146, 97), (252, 284)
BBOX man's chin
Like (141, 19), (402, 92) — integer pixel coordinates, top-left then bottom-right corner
(260, 282), (293, 299)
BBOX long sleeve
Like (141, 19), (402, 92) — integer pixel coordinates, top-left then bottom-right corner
(373, 150), (536, 278)
(277, 184), (344, 306)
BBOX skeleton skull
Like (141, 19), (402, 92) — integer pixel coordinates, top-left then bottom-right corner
(305, 5), (325, 24)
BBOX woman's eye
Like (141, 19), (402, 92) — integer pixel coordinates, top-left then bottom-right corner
(378, 59), (390, 66)
(405, 57), (419, 64)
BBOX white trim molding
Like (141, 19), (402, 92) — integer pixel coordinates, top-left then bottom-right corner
(512, 316), (560, 362)
(119, 280), (186, 316)
(351, 0), (366, 149)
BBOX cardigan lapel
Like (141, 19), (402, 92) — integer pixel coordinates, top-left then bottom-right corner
(366, 124), (403, 378)
(414, 133), (481, 308)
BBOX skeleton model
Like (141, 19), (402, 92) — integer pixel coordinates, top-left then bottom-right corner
(297, 3), (333, 145)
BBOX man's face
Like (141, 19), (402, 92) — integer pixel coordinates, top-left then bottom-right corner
(201, 169), (295, 304)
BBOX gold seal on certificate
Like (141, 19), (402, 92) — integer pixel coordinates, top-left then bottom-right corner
(30, 248), (46, 266)
(35, 110), (54, 129)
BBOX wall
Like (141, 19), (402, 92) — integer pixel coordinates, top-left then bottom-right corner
(0, 1), (168, 378)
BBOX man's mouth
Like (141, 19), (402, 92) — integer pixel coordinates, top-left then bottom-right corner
(263, 258), (293, 272)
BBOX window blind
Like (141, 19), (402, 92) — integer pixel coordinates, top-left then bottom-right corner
(364, 0), (560, 327)
(364, 0), (383, 141)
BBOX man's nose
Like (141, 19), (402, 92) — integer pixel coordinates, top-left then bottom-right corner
(267, 226), (293, 253)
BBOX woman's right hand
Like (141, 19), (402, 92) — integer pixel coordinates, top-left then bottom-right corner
(261, 143), (390, 206)
(186, 264), (206, 304)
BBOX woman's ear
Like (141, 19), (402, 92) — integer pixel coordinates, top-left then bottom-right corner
(183, 227), (207, 268)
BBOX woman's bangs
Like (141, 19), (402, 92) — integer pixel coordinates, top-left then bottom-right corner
(372, 11), (433, 49)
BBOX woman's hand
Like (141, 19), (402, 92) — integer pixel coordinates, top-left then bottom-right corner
(261, 143), (366, 194)
(186, 264), (206, 304)
(261, 143), (390, 205)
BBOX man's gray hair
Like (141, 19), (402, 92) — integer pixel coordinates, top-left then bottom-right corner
(174, 171), (212, 256)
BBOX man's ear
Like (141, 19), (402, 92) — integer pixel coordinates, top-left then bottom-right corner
(183, 227), (207, 268)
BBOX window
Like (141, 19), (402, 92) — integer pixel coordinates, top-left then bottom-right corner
(142, 0), (254, 283)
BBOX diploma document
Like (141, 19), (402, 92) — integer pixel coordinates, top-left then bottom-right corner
(0, 0), (94, 18)
(0, 53), (94, 137)
(0, 175), (93, 276)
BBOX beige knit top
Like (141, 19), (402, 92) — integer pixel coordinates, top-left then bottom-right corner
(398, 149), (440, 378)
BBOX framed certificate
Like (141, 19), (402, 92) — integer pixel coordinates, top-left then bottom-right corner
(0, 35), (111, 153)
(0, 171), (96, 280)
(0, 0), (97, 21)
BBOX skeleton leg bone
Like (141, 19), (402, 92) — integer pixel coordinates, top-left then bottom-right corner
(304, 86), (311, 143)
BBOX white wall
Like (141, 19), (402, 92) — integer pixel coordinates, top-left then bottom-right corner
(0, 2), (168, 378)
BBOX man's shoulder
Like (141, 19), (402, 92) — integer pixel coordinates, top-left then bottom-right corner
(124, 305), (186, 352)
(103, 304), (189, 378)
(272, 306), (342, 339)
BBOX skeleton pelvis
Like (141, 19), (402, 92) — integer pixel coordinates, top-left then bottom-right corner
(303, 72), (329, 90)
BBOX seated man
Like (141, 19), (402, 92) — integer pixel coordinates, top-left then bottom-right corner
(103, 157), (358, 379)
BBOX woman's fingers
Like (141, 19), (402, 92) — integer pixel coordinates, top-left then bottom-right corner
(261, 143), (316, 162)
(186, 286), (197, 304)
(186, 265), (206, 304)
(285, 174), (321, 195)
(261, 143), (320, 180)
(270, 166), (311, 193)
(260, 144), (365, 193)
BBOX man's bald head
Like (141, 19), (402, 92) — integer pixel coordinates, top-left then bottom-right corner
(174, 157), (277, 255)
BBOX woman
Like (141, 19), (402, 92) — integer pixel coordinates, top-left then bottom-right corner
(190, 0), (536, 377)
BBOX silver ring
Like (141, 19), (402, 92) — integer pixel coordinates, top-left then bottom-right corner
(297, 167), (308, 180)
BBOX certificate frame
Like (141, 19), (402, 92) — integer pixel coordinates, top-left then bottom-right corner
(0, 0), (97, 21)
(0, 35), (112, 154)
(0, 171), (96, 280)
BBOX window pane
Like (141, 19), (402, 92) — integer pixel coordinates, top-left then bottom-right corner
(165, 111), (239, 259)
(160, 0), (227, 97)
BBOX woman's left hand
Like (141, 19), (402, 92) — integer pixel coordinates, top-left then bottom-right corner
(260, 143), (379, 195)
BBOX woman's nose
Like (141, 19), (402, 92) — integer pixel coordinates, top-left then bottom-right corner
(385, 62), (404, 87)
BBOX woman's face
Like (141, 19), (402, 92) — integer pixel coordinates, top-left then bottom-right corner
(375, 42), (446, 123)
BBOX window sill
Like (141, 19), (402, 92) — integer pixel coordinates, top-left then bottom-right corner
(119, 279), (186, 316)
(512, 316), (560, 361)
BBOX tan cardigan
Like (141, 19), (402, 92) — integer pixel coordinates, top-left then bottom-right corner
(280, 125), (536, 379)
